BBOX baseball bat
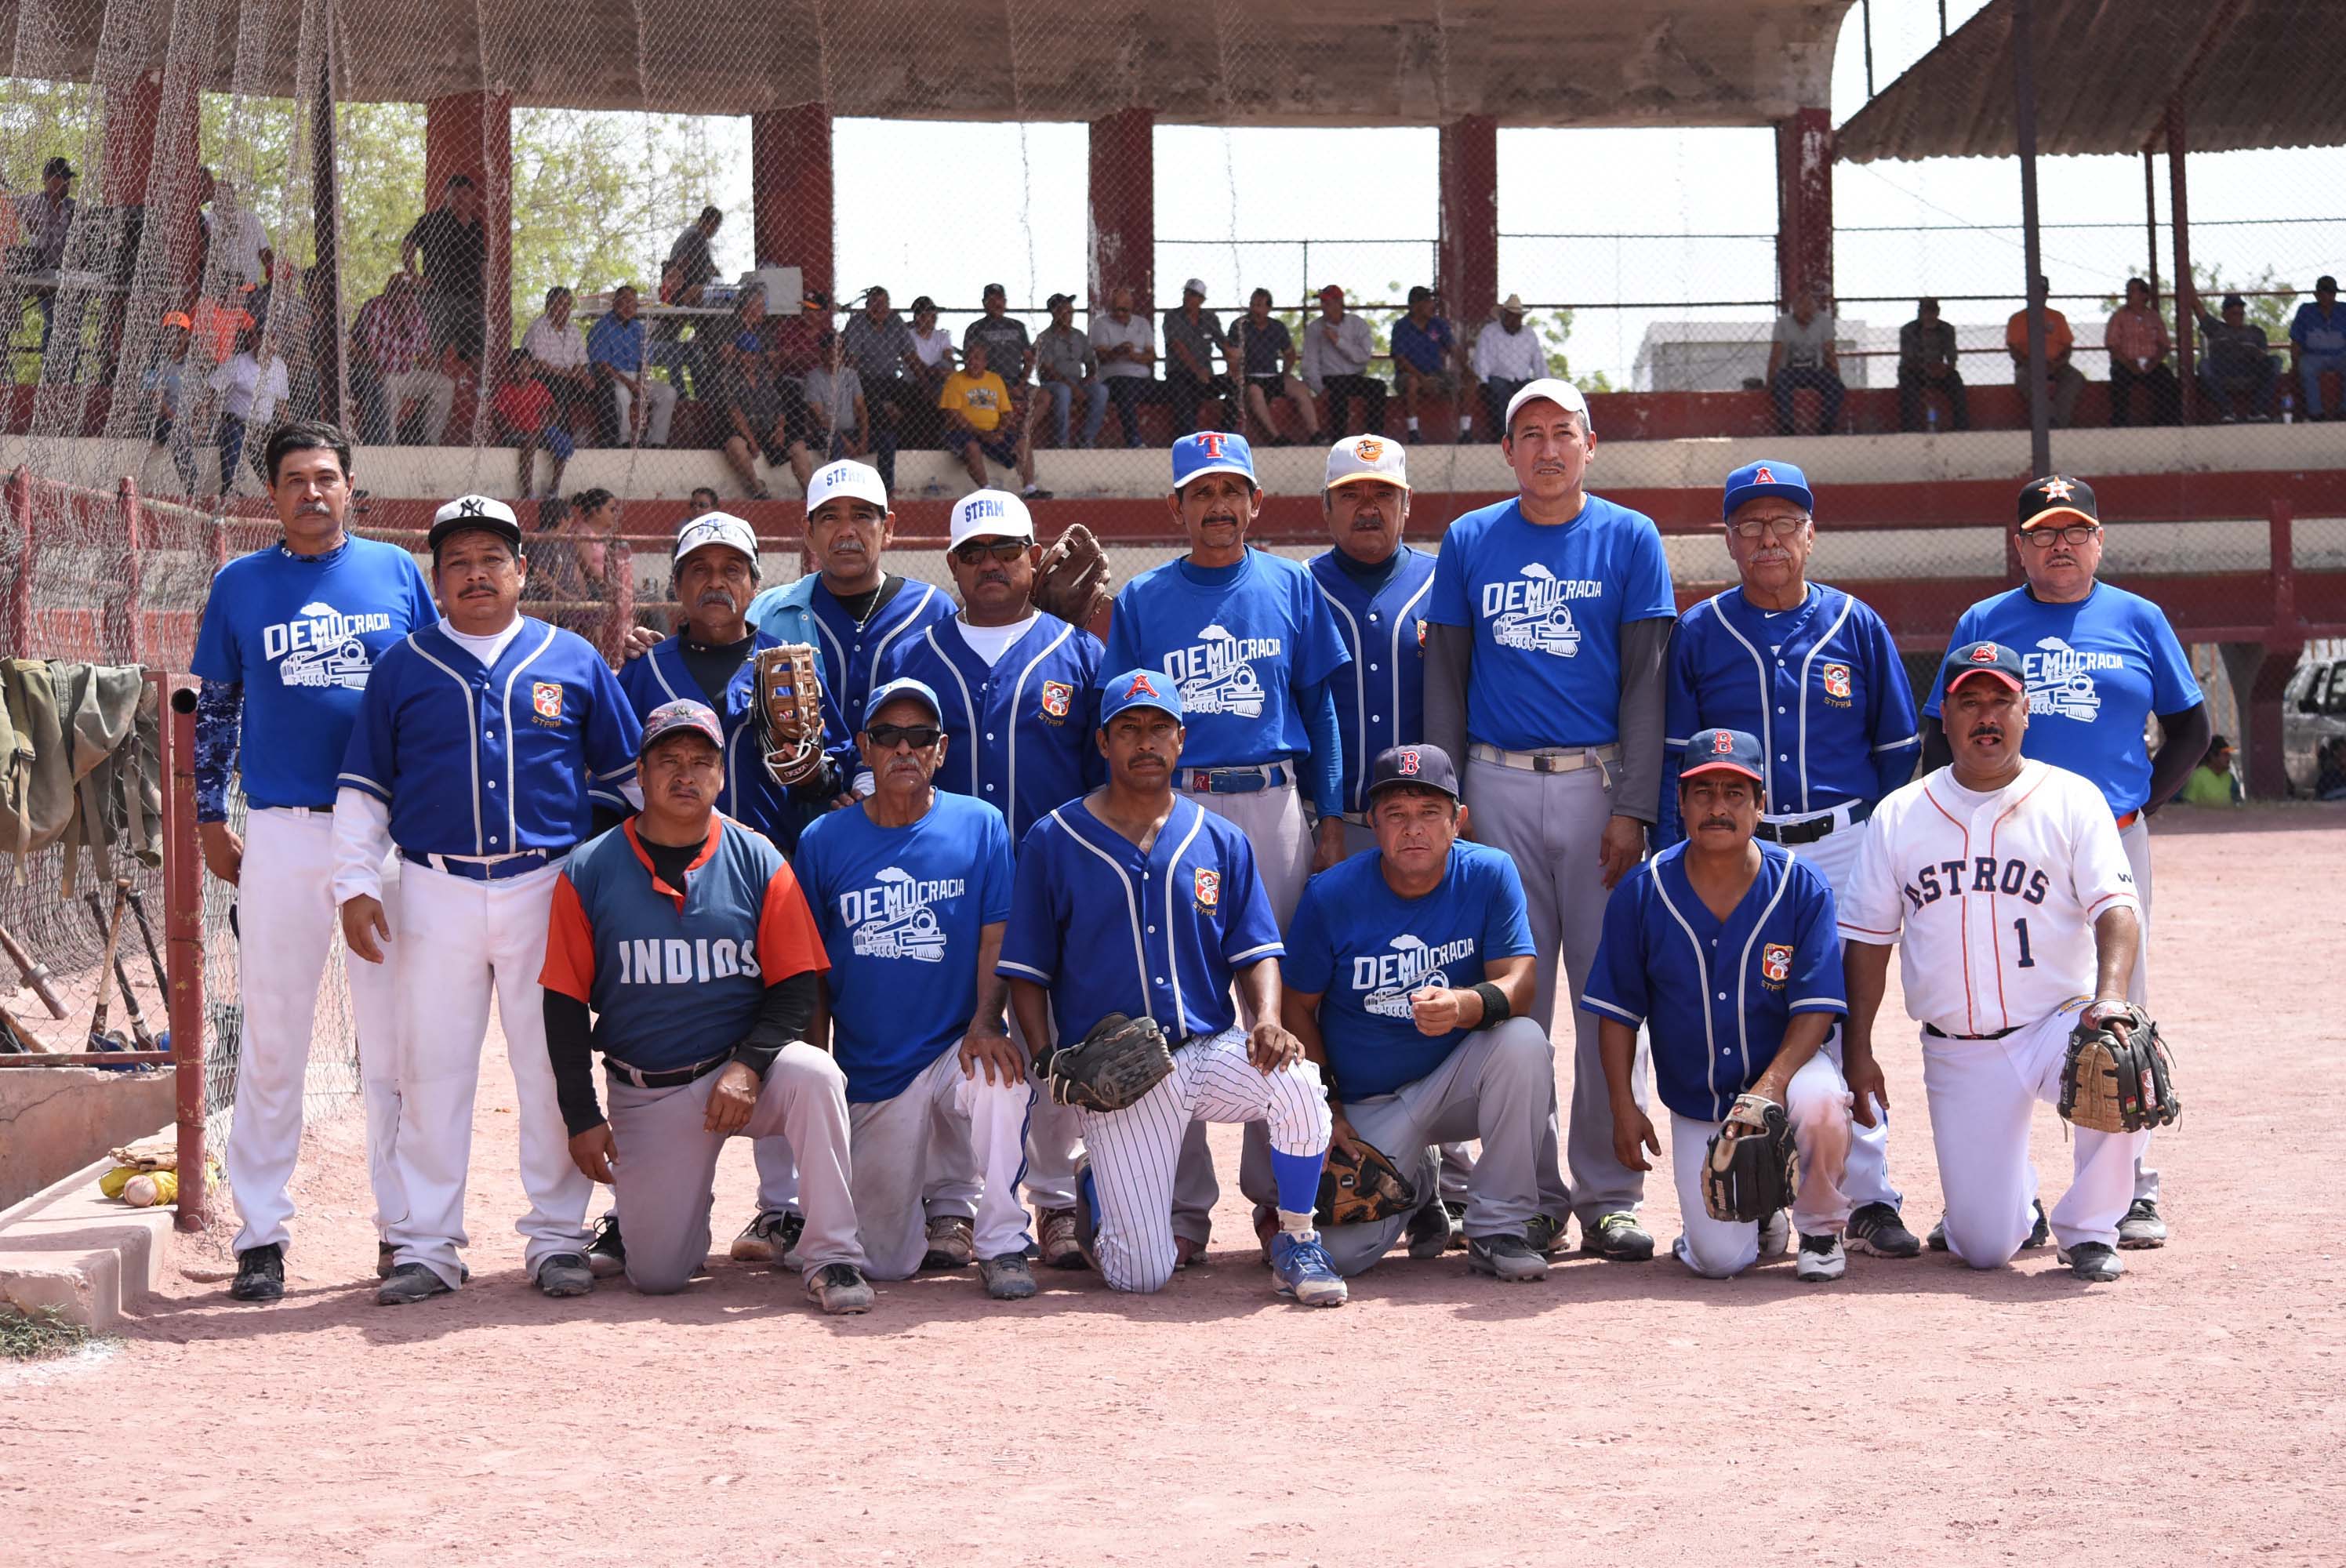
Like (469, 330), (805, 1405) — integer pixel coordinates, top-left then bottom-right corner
(125, 887), (169, 1001)
(0, 918), (69, 1020)
(89, 879), (129, 1044)
(85, 891), (157, 1051)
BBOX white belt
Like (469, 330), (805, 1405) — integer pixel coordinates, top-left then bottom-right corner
(1468, 742), (1619, 775)
(1761, 800), (1862, 831)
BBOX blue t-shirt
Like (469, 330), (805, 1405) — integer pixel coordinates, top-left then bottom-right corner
(586, 313), (648, 372)
(1102, 549), (1352, 769)
(188, 537), (436, 809)
(1426, 494), (1678, 750)
(794, 792), (1015, 1104)
(1309, 546), (1436, 816)
(1582, 841), (1845, 1123)
(1923, 583), (2201, 815)
(1281, 841), (1535, 1100)
(1390, 314), (1454, 374)
(2290, 299), (2346, 354)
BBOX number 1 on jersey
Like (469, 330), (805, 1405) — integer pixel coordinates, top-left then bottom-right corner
(2013, 916), (2036, 968)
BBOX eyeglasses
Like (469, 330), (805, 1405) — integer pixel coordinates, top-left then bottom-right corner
(2020, 523), (2100, 548)
(864, 724), (942, 751)
(1727, 514), (1808, 539)
(953, 539), (1027, 566)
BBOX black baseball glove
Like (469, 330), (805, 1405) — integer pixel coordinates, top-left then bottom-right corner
(1045, 1012), (1175, 1113)
(1701, 1092), (1797, 1224)
(2057, 1004), (2181, 1134)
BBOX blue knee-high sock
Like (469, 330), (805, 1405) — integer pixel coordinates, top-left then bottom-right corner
(1269, 1146), (1326, 1221)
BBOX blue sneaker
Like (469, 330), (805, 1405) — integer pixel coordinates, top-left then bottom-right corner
(1268, 1229), (1348, 1308)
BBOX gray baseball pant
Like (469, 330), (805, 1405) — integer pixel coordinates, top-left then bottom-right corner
(848, 1045), (1034, 1279)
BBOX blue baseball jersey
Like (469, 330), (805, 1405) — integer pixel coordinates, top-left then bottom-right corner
(1309, 546), (1436, 815)
(1923, 583), (2201, 815)
(1582, 840), (1845, 1123)
(338, 619), (641, 856)
(188, 537), (436, 808)
(810, 576), (956, 743)
(1101, 549), (1352, 769)
(619, 631), (796, 847)
(541, 815), (829, 1073)
(794, 793), (1016, 1103)
(998, 794), (1284, 1046)
(1425, 495), (1677, 750)
(875, 613), (1107, 841)
(1281, 841), (1535, 1101)
(1658, 583), (1921, 846)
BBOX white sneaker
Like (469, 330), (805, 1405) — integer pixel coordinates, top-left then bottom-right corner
(1758, 1208), (1790, 1260)
(1794, 1232), (1846, 1282)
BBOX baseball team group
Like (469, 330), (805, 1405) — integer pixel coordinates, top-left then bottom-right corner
(193, 371), (2199, 1315)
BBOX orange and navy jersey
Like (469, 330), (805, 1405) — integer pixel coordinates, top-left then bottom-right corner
(540, 815), (827, 1072)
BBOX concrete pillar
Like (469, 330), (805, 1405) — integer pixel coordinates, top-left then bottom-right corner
(1774, 107), (1834, 310)
(1088, 107), (1153, 314)
(423, 89), (514, 353)
(1437, 114), (1498, 330)
(751, 103), (833, 301)
(2221, 640), (2303, 799)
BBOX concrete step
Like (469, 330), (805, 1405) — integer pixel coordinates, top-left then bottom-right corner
(0, 1140), (177, 1331)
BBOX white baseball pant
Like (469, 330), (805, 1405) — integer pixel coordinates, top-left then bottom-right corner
(1779, 814), (1901, 1214)
(849, 1045), (1033, 1279)
(2120, 813), (2159, 1203)
(1013, 1008), (1084, 1211)
(1667, 1052), (1854, 1279)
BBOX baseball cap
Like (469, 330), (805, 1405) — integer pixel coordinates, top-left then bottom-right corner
(1503, 376), (1592, 434)
(801, 289), (830, 310)
(865, 677), (943, 726)
(674, 510), (758, 568)
(2221, 292), (2246, 310)
(1365, 743), (1459, 804)
(1679, 728), (1766, 786)
(2318, 276), (2338, 293)
(1046, 291), (1074, 310)
(806, 459), (888, 514)
(1407, 285), (1436, 304)
(2208, 732), (2234, 753)
(427, 494), (522, 553)
(1941, 640), (2025, 695)
(42, 156), (74, 180)
(1721, 459), (1814, 520)
(982, 282), (1006, 299)
(1099, 669), (1184, 725)
(1171, 430), (1256, 491)
(1316, 284), (1345, 302)
(1182, 277), (1208, 298)
(160, 310), (192, 330)
(637, 699), (725, 758)
(947, 488), (1036, 547)
(2016, 474), (2097, 532)
(1324, 433), (1408, 492)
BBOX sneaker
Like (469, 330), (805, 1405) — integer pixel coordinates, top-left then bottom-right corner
(1444, 1199), (1469, 1252)
(2116, 1198), (2167, 1250)
(376, 1261), (452, 1306)
(1037, 1207), (1085, 1270)
(1465, 1233), (1549, 1283)
(1523, 1212), (1566, 1258)
(586, 1214), (627, 1278)
(1927, 1216), (1946, 1252)
(1453, 426), (1473, 445)
(921, 1214), (975, 1270)
(2024, 1199), (2050, 1249)
(1268, 1229), (1348, 1307)
(805, 1261), (874, 1314)
(979, 1253), (1039, 1301)
(1794, 1232), (1847, 1282)
(1583, 1211), (1656, 1262)
(1405, 429), (1422, 445)
(1173, 1234), (1203, 1271)
(537, 1252), (594, 1298)
(730, 1209), (803, 1266)
(1846, 1202), (1923, 1259)
(376, 1241), (395, 1280)
(2057, 1241), (2123, 1283)
(229, 1243), (285, 1303)
(1252, 1205), (1280, 1265)
(1022, 483), (1054, 501)
(1757, 1209), (1790, 1260)
(1404, 1200), (1454, 1261)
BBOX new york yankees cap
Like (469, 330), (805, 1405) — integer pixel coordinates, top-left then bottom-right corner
(1679, 728), (1766, 786)
(1324, 434), (1409, 492)
(1099, 668), (1185, 724)
(2017, 474), (2097, 532)
(1171, 430), (1256, 491)
(674, 511), (760, 570)
(1942, 640), (2025, 694)
(806, 459), (888, 514)
(947, 488), (1036, 547)
(1721, 458), (1814, 519)
(637, 699), (725, 757)
(1366, 743), (1459, 804)
(427, 494), (522, 553)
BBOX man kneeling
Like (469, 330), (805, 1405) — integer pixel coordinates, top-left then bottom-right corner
(541, 700), (877, 1314)
(1585, 728), (1858, 1282)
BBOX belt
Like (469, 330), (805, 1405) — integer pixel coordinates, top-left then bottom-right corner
(258, 802), (340, 815)
(1756, 800), (1873, 846)
(1923, 1022), (2021, 1040)
(604, 1051), (732, 1090)
(1180, 763), (1291, 795)
(1468, 742), (1619, 775)
(399, 845), (568, 881)
(2114, 809), (2141, 830)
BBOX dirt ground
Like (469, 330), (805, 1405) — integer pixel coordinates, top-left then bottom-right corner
(5, 804), (2341, 1567)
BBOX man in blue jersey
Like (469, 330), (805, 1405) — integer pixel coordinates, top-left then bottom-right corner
(333, 495), (643, 1305)
(1658, 459), (1924, 1262)
(794, 677), (1036, 1301)
(1587, 728), (1858, 1281)
(1920, 474), (2208, 1250)
(1424, 376), (1679, 1264)
(190, 420), (438, 1304)
(1281, 745), (1549, 1281)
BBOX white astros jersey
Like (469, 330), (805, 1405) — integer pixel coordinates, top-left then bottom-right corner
(1837, 759), (2139, 1036)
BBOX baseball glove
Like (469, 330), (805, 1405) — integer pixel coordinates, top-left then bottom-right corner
(1315, 1137), (1418, 1229)
(1030, 523), (1113, 626)
(2057, 1004), (2181, 1135)
(1045, 1011), (1175, 1113)
(751, 644), (826, 786)
(1701, 1092), (1797, 1224)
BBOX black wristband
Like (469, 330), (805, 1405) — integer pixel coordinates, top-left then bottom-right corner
(1470, 982), (1511, 1029)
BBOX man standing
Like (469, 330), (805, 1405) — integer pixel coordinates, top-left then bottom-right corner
(2104, 278), (2180, 426)
(191, 422), (438, 1304)
(589, 286), (677, 449)
(839, 286), (924, 489)
(1767, 289), (1844, 436)
(1423, 376), (1677, 1262)
(1299, 285), (1386, 440)
(1469, 295), (1548, 445)
(1088, 285), (1160, 448)
(1035, 292), (1109, 450)
(333, 495), (643, 1305)
(16, 157), (77, 354)
(2287, 274), (2344, 419)
(1657, 459), (1923, 1261)
(1161, 278), (1236, 434)
(2007, 276), (2086, 429)
(1390, 286), (1460, 444)
(1896, 297), (1967, 432)
(401, 173), (488, 371)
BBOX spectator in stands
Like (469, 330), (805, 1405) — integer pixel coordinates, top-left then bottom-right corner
(349, 273), (452, 445)
(143, 310), (199, 495)
(773, 287), (825, 377)
(1091, 284), (1159, 448)
(1896, 296), (1968, 432)
(15, 157), (75, 353)
(800, 335), (870, 486)
(196, 168), (271, 292)
(2288, 274), (2344, 421)
(2104, 277), (2180, 426)
(652, 206), (725, 397)
(1229, 286), (1318, 447)
(709, 288), (795, 500)
(401, 172), (488, 371)
(2195, 292), (2280, 421)
(1469, 292), (1549, 444)
(524, 489), (622, 652)
(1300, 284), (1385, 438)
(2177, 734), (2245, 808)
(691, 486), (721, 514)
(1767, 286), (1844, 436)
(907, 293), (957, 422)
(492, 345), (574, 498)
(1162, 278), (1236, 434)
(940, 339), (1048, 499)
(521, 285), (595, 434)
(206, 323), (289, 497)
(664, 206), (724, 303)
(1390, 285), (1461, 442)
(964, 281), (1043, 449)
(1035, 291), (1108, 449)
(590, 284), (677, 448)
(2007, 274), (2086, 428)
(841, 285), (922, 488)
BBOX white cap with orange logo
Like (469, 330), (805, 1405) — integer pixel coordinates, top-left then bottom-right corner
(1323, 434), (1410, 492)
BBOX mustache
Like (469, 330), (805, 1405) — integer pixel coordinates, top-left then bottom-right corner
(1700, 818), (1737, 830)
(695, 588), (738, 609)
(1968, 725), (2005, 740)
(295, 499), (333, 516)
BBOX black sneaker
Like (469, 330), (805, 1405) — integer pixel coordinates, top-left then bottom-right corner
(1465, 1233), (1548, 1282)
(1403, 1200), (1454, 1261)
(1846, 1202), (1923, 1259)
(2024, 1199), (2050, 1250)
(229, 1243), (285, 1303)
(586, 1214), (626, 1278)
(537, 1252), (595, 1298)
(1522, 1212), (1566, 1258)
(2116, 1198), (2167, 1250)
(376, 1261), (452, 1306)
(1583, 1211), (1656, 1262)
(2057, 1241), (2123, 1282)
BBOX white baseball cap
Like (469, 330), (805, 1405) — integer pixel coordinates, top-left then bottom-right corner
(1182, 277), (1208, 298)
(1503, 376), (1592, 435)
(947, 488), (1036, 548)
(674, 511), (759, 569)
(427, 494), (521, 552)
(1324, 434), (1409, 492)
(806, 459), (888, 514)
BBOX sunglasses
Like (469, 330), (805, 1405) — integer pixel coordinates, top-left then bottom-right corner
(864, 724), (942, 750)
(953, 539), (1028, 565)
(2019, 523), (2100, 548)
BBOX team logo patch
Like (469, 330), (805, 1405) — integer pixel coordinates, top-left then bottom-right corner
(1416, 617), (1427, 649)
(1193, 868), (1221, 911)
(1356, 437), (1385, 462)
(1040, 680), (1073, 719)
(1753, 465), (1776, 485)
(2041, 477), (2075, 500)
(1122, 672), (1160, 701)
(1822, 662), (1851, 699)
(1970, 644), (1999, 663)
(1195, 432), (1229, 459)
(1397, 748), (1421, 775)
(1761, 943), (1792, 985)
(532, 681), (564, 720)
(1712, 731), (1735, 754)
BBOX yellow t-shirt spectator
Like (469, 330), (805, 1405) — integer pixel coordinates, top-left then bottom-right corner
(940, 368), (1008, 433)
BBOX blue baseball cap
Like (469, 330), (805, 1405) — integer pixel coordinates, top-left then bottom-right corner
(1680, 728), (1766, 787)
(637, 699), (725, 757)
(1721, 459), (1814, 520)
(1941, 640), (2025, 695)
(1171, 430), (1256, 491)
(865, 677), (943, 725)
(1099, 668), (1185, 724)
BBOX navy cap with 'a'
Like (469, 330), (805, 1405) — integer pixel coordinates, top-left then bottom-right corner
(1366, 743), (1460, 804)
(1941, 640), (2025, 694)
(1680, 728), (1766, 787)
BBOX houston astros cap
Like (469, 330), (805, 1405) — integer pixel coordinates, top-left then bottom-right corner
(637, 699), (725, 757)
(1324, 434), (1409, 492)
(1679, 728), (1766, 786)
(1365, 743), (1460, 804)
(674, 511), (759, 569)
(865, 676), (943, 725)
(1099, 668), (1185, 724)
(1503, 376), (1592, 434)
(1942, 640), (2025, 694)
(2017, 474), (2098, 533)
(1171, 430), (1257, 491)
(947, 488), (1036, 547)
(427, 494), (522, 553)
(1721, 459), (1814, 519)
(806, 459), (888, 514)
